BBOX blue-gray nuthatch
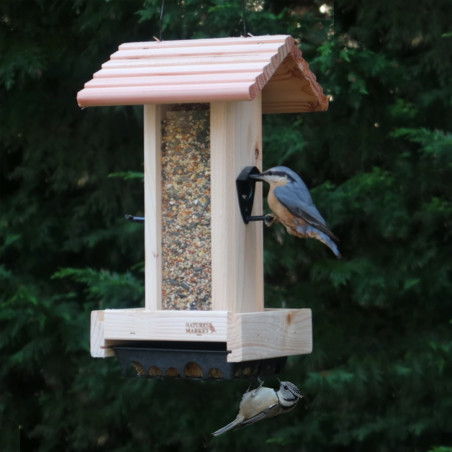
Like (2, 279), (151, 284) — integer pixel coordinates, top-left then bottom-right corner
(212, 379), (302, 436)
(250, 166), (341, 258)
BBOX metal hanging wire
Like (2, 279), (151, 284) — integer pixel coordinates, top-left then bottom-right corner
(241, 0), (248, 36)
(158, 0), (249, 40)
(159, 0), (165, 41)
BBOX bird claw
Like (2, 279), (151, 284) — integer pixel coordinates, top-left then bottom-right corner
(249, 377), (265, 397)
(264, 214), (276, 227)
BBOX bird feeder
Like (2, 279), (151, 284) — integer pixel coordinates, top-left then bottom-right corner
(77, 35), (328, 379)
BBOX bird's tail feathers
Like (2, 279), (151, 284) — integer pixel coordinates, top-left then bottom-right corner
(297, 225), (342, 258)
(323, 235), (341, 259)
(212, 418), (241, 436)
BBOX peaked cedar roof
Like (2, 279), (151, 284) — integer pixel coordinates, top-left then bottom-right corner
(77, 35), (328, 114)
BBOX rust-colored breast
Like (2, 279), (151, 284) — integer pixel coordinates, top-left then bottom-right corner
(268, 184), (305, 227)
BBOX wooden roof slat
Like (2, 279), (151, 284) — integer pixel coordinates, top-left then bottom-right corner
(101, 54), (271, 69)
(85, 72), (261, 88)
(77, 35), (328, 113)
(78, 82), (256, 106)
(118, 34), (290, 50)
(111, 43), (283, 60)
(92, 63), (269, 79)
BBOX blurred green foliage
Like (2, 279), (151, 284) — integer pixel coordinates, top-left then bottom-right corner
(1, 0), (452, 450)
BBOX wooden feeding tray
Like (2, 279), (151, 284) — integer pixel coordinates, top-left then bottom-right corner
(78, 35), (328, 379)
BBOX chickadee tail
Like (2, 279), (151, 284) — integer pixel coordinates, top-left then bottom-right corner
(212, 419), (240, 436)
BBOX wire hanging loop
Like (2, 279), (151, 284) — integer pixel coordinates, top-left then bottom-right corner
(159, 0), (165, 41)
(241, 0), (247, 36)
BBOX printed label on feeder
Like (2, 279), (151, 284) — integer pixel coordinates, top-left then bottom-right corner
(185, 322), (216, 335)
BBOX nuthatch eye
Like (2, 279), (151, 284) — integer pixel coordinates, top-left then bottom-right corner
(250, 166), (341, 258)
(212, 378), (303, 436)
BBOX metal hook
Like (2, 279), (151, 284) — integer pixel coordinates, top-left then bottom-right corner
(236, 166), (271, 224)
(125, 215), (145, 223)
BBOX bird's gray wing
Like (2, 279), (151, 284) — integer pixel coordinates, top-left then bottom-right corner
(239, 403), (281, 427)
(274, 184), (338, 241)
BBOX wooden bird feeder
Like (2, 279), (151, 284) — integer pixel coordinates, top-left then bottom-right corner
(77, 35), (328, 379)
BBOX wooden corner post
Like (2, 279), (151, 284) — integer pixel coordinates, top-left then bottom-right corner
(211, 96), (264, 313)
(144, 104), (163, 311)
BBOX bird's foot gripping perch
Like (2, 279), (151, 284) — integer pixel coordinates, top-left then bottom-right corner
(263, 213), (276, 227)
(246, 376), (265, 395)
